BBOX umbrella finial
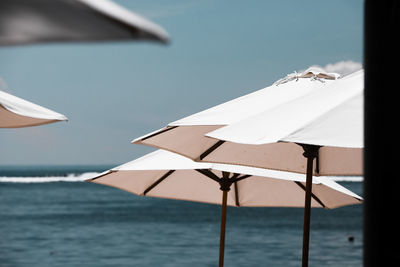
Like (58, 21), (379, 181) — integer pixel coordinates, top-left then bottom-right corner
(299, 144), (321, 159)
(219, 172), (232, 191)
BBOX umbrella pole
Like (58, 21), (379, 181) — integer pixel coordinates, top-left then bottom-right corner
(219, 189), (228, 267)
(300, 144), (320, 267)
(196, 170), (232, 267)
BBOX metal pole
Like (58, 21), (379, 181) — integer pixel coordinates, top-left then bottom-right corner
(219, 190), (228, 267)
(302, 155), (314, 267)
(300, 144), (320, 267)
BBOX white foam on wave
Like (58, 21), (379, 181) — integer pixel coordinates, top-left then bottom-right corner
(0, 172), (100, 183)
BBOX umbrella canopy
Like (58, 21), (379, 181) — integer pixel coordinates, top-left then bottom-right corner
(0, 90), (67, 128)
(0, 0), (169, 46)
(88, 149), (362, 266)
(133, 69), (363, 176)
(89, 149), (361, 209)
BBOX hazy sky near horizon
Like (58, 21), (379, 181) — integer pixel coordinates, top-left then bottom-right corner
(0, 0), (363, 166)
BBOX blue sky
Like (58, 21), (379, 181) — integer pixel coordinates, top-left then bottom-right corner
(0, 0), (363, 165)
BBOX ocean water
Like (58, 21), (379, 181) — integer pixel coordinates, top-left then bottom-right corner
(0, 166), (363, 267)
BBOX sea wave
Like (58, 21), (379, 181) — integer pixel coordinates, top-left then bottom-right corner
(0, 172), (100, 183)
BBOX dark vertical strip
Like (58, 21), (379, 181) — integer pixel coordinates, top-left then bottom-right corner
(222, 171), (230, 179)
(298, 144), (319, 267)
(234, 182), (240, 207)
(364, 1), (400, 266)
(219, 190), (228, 267)
(301, 156), (314, 267)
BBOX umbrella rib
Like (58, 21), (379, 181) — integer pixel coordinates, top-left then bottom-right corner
(233, 174), (252, 183)
(234, 182), (240, 207)
(143, 170), (175, 195)
(231, 174), (251, 207)
(294, 181), (326, 208)
(315, 151), (320, 175)
(199, 140), (225, 160)
(140, 126), (178, 141)
(86, 170), (115, 182)
(195, 169), (221, 183)
(195, 170), (250, 208)
(230, 173), (240, 180)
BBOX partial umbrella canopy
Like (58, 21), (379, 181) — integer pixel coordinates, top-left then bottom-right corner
(0, 90), (67, 128)
(133, 69), (363, 176)
(88, 149), (362, 209)
(88, 149), (362, 267)
(0, 0), (169, 46)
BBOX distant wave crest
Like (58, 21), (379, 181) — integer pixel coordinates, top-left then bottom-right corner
(0, 172), (100, 183)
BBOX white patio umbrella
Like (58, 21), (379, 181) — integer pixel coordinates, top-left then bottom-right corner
(0, 89), (67, 128)
(87, 149), (362, 267)
(133, 69), (362, 176)
(0, 0), (169, 46)
(132, 69), (364, 267)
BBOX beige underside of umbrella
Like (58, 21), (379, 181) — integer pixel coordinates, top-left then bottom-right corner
(91, 168), (361, 209)
(135, 125), (363, 176)
(0, 104), (58, 128)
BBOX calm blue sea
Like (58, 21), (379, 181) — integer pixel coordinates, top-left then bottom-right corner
(0, 166), (363, 267)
